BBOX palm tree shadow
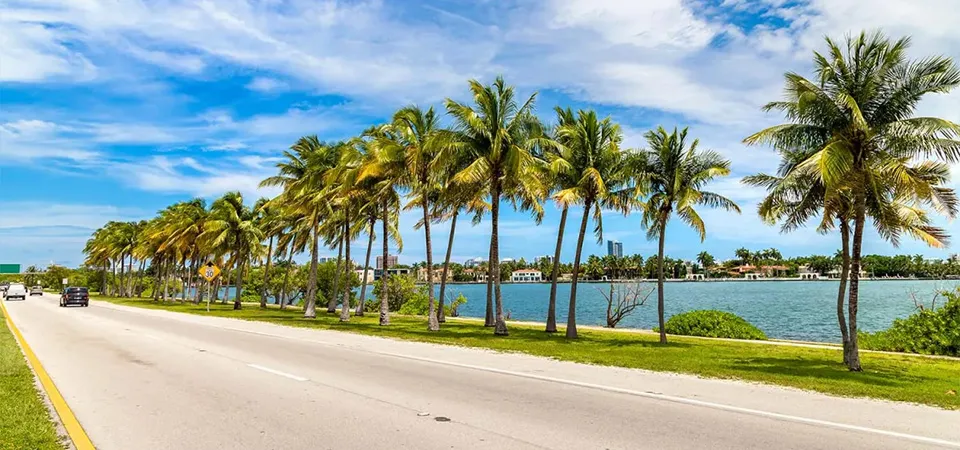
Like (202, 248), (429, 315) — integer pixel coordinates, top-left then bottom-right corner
(729, 357), (909, 387)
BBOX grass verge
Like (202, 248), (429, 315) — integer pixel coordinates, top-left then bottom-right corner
(97, 295), (960, 409)
(0, 306), (67, 450)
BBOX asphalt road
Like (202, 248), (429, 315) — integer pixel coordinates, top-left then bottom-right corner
(5, 293), (959, 450)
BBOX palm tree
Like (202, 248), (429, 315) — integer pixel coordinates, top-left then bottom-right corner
(550, 109), (631, 339)
(203, 192), (264, 310)
(543, 107), (576, 333)
(433, 155), (487, 324)
(360, 127), (407, 326)
(260, 136), (340, 318)
(696, 251), (714, 276)
(639, 127), (740, 344)
(254, 198), (280, 308)
(445, 76), (549, 336)
(744, 31), (960, 370)
(745, 144), (957, 366)
(381, 106), (450, 331)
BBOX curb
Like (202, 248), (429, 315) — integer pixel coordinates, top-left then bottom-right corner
(0, 300), (96, 450)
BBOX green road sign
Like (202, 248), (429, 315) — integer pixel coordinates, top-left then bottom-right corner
(0, 264), (21, 274)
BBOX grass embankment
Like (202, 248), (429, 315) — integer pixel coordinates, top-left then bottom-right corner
(0, 307), (66, 450)
(97, 295), (960, 409)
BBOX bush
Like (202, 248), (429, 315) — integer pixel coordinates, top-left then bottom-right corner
(660, 310), (767, 340)
(860, 290), (960, 356)
(368, 275), (425, 312)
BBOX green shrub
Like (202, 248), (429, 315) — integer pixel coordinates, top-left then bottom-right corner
(860, 290), (960, 356)
(660, 310), (767, 340)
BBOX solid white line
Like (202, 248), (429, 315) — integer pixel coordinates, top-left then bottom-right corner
(246, 363), (308, 382)
(94, 303), (960, 448)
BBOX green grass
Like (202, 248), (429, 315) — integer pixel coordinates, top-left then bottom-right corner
(0, 308), (67, 450)
(98, 295), (960, 409)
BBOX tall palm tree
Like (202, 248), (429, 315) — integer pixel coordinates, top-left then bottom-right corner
(254, 198), (280, 308)
(543, 107), (576, 333)
(550, 109), (631, 339)
(375, 106), (451, 330)
(744, 31), (960, 370)
(745, 147), (957, 365)
(360, 126), (407, 326)
(445, 76), (549, 336)
(640, 127), (740, 344)
(203, 192), (264, 310)
(260, 136), (340, 318)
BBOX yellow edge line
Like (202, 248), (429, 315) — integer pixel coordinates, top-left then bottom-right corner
(0, 300), (96, 450)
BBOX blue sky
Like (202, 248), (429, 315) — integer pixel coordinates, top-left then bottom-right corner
(2, 0), (960, 268)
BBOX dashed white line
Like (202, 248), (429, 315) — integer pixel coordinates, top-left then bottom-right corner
(246, 363), (308, 382)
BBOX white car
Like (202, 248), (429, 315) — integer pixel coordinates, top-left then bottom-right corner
(30, 286), (44, 296)
(5, 283), (27, 300)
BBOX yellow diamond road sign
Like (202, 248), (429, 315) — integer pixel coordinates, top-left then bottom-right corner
(199, 264), (221, 282)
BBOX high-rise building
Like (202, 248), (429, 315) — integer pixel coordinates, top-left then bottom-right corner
(464, 257), (487, 268)
(607, 240), (623, 258)
(376, 255), (398, 270)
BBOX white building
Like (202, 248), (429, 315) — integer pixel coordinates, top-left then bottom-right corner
(354, 269), (375, 284)
(511, 269), (542, 283)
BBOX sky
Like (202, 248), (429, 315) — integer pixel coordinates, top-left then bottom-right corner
(2, 0), (960, 268)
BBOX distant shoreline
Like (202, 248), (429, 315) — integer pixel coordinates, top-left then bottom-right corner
(426, 277), (960, 285)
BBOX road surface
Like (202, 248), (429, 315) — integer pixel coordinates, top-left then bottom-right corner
(4, 294), (959, 449)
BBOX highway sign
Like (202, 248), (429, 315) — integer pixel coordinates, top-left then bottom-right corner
(0, 264), (20, 274)
(199, 263), (221, 282)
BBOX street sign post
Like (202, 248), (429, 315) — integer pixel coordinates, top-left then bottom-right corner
(198, 263), (221, 312)
(62, 278), (69, 286)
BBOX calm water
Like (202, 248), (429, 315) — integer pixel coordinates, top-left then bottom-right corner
(430, 280), (957, 342)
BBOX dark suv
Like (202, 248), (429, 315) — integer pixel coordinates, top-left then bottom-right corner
(60, 287), (90, 307)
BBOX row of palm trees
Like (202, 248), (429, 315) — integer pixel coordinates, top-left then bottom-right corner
(83, 31), (960, 371)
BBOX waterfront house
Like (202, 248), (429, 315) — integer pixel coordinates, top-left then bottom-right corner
(798, 265), (819, 280)
(354, 268), (375, 284)
(511, 269), (542, 283)
(373, 267), (411, 280)
(417, 267), (449, 283)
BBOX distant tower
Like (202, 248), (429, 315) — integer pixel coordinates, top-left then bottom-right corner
(607, 240), (623, 258)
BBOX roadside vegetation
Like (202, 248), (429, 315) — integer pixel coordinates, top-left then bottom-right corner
(861, 290), (960, 356)
(94, 294), (960, 409)
(69, 29), (960, 376)
(660, 310), (767, 340)
(0, 308), (67, 450)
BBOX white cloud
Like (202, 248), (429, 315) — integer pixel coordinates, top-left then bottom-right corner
(246, 77), (288, 93)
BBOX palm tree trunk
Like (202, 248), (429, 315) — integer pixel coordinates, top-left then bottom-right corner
(423, 202), (439, 331)
(304, 215), (321, 318)
(234, 251), (244, 310)
(163, 260), (171, 302)
(340, 212), (353, 322)
(846, 197), (866, 371)
(546, 206), (568, 333)
(379, 199), (391, 326)
(328, 231), (345, 313)
(261, 236), (274, 308)
(118, 255), (126, 297)
(838, 220), (851, 364)
(437, 211), (458, 324)
(137, 259), (147, 298)
(566, 201), (591, 339)
(280, 235), (296, 310)
(484, 235), (495, 327)
(492, 180), (508, 336)
(101, 263), (108, 295)
(357, 216), (375, 316)
(126, 254), (134, 297)
(657, 217), (668, 344)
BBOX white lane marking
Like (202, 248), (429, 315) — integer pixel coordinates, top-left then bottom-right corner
(93, 303), (960, 448)
(246, 363), (308, 382)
